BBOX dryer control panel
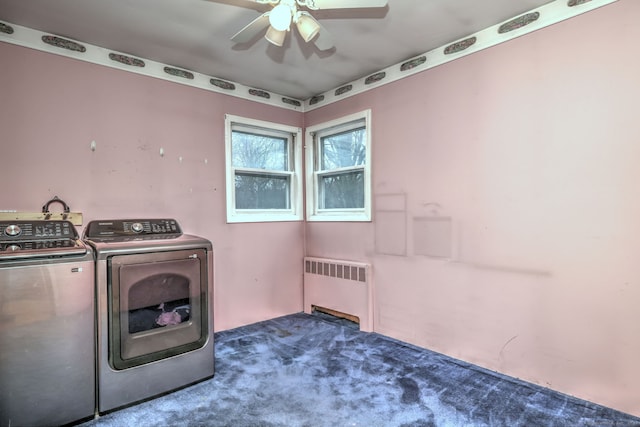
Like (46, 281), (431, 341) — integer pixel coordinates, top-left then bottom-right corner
(84, 219), (182, 241)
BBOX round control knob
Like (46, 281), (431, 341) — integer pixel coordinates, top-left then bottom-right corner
(4, 224), (22, 237)
(131, 222), (144, 233)
(7, 244), (21, 251)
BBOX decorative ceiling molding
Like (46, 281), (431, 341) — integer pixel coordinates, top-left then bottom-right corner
(0, 22), (304, 112)
(303, 0), (618, 111)
(0, 0), (617, 113)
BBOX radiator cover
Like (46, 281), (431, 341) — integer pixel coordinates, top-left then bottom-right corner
(303, 257), (373, 332)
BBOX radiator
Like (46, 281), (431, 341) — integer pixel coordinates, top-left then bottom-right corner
(303, 257), (373, 332)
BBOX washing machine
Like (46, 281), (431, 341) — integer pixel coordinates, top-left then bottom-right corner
(0, 220), (95, 426)
(83, 218), (214, 413)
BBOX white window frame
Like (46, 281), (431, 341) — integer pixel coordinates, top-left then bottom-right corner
(305, 109), (372, 222)
(225, 114), (303, 223)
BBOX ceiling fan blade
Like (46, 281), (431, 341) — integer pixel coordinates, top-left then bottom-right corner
(231, 12), (271, 44)
(302, 0), (387, 9)
(313, 22), (334, 51)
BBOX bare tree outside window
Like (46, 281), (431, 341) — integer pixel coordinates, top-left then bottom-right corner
(321, 127), (366, 169)
(232, 131), (287, 170)
(319, 126), (366, 209)
(232, 131), (291, 210)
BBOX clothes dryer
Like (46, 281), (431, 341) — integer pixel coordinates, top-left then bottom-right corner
(84, 218), (214, 413)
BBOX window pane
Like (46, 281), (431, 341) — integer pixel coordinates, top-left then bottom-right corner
(320, 127), (366, 170)
(319, 170), (364, 209)
(235, 172), (290, 209)
(232, 131), (288, 171)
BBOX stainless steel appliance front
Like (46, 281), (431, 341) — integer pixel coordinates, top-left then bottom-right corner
(85, 219), (214, 414)
(0, 221), (95, 427)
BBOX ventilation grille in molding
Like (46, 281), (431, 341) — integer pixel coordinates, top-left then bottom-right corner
(305, 258), (367, 282)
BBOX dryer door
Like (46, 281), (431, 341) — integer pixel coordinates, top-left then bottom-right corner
(108, 249), (209, 370)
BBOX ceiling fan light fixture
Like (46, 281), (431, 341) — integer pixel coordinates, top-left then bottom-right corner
(295, 12), (321, 43)
(269, 3), (293, 32)
(265, 26), (287, 46)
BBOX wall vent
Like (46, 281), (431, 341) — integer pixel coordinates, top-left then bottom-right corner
(303, 257), (373, 332)
(305, 258), (367, 282)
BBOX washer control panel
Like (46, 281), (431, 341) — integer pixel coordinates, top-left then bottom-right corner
(84, 219), (182, 241)
(0, 220), (76, 240)
(1, 239), (78, 252)
(0, 220), (83, 258)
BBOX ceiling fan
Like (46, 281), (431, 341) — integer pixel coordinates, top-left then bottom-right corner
(230, 0), (388, 50)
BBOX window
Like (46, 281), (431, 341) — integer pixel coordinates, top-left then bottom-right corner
(305, 110), (372, 221)
(225, 115), (303, 223)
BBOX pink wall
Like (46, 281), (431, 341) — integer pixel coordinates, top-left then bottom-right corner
(2, 0), (639, 416)
(0, 42), (305, 331)
(305, 0), (640, 417)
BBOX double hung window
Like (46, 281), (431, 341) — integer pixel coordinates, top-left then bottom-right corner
(305, 110), (372, 222)
(225, 115), (303, 223)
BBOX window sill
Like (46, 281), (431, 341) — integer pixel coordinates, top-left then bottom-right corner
(306, 212), (371, 222)
(226, 212), (303, 224)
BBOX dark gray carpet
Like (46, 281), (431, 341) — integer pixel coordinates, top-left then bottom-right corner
(78, 312), (640, 427)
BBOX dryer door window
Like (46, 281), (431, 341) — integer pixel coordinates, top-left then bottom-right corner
(127, 272), (192, 334)
(108, 249), (209, 370)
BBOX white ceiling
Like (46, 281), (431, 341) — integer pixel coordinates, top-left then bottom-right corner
(0, 0), (554, 100)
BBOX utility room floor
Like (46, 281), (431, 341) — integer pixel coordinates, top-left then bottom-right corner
(78, 312), (640, 427)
